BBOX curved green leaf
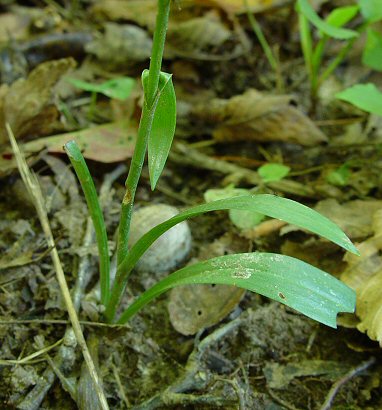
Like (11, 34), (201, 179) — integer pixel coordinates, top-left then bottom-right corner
(359, 0), (382, 23)
(336, 83), (382, 116)
(296, 0), (358, 40)
(64, 140), (110, 305)
(142, 69), (176, 190)
(326, 5), (359, 28)
(68, 77), (135, 100)
(117, 194), (359, 281)
(117, 252), (356, 327)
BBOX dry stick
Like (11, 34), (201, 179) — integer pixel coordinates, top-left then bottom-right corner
(17, 218), (95, 410)
(320, 357), (376, 410)
(7, 124), (109, 410)
(16, 163), (127, 409)
(171, 142), (316, 198)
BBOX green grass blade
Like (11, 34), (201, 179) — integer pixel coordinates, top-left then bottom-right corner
(64, 140), (110, 305)
(117, 252), (356, 327)
(296, 0), (358, 40)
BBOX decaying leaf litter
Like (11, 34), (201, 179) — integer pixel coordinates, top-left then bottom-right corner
(0, 0), (382, 408)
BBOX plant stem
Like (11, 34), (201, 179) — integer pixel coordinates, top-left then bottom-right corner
(105, 0), (171, 322)
(116, 0), (170, 267)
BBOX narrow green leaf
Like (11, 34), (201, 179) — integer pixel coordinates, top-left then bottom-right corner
(117, 194), (359, 281)
(326, 5), (359, 28)
(362, 29), (382, 71)
(336, 83), (382, 116)
(359, 0), (382, 23)
(117, 252), (356, 327)
(68, 77), (135, 100)
(296, 0), (358, 40)
(142, 70), (177, 190)
(64, 140), (110, 305)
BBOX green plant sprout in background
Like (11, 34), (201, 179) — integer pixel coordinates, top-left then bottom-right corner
(68, 76), (135, 120)
(296, 0), (382, 109)
(243, 0), (284, 91)
(64, 0), (359, 329)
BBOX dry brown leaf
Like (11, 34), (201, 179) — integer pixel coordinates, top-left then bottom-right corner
(22, 121), (137, 163)
(168, 233), (247, 335)
(167, 10), (231, 53)
(192, 89), (327, 146)
(168, 284), (245, 335)
(0, 58), (76, 143)
(85, 23), (152, 70)
(89, 0), (158, 30)
(341, 210), (382, 346)
(315, 199), (382, 239)
(194, 0), (291, 14)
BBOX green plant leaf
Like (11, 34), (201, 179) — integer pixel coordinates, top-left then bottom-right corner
(336, 83), (382, 116)
(362, 29), (382, 71)
(117, 252), (356, 327)
(64, 140), (110, 305)
(258, 163), (290, 183)
(117, 194), (359, 281)
(68, 77), (135, 100)
(326, 164), (351, 187)
(326, 5), (359, 28)
(359, 0), (382, 23)
(142, 69), (177, 190)
(296, 0), (358, 40)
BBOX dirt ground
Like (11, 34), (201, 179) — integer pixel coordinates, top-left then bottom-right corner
(0, 0), (382, 409)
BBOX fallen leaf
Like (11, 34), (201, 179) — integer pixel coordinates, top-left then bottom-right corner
(194, 0), (291, 15)
(22, 121), (137, 163)
(0, 58), (76, 143)
(166, 10), (231, 53)
(168, 233), (248, 335)
(85, 23), (152, 70)
(315, 199), (382, 239)
(341, 210), (382, 345)
(191, 89), (327, 146)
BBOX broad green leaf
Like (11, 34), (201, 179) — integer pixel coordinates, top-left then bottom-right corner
(296, 0), (358, 40)
(117, 195), (359, 280)
(68, 77), (135, 100)
(258, 163), (290, 183)
(326, 5), (359, 28)
(204, 186), (264, 229)
(359, 0), (382, 23)
(336, 83), (382, 116)
(362, 29), (382, 71)
(117, 252), (356, 327)
(142, 70), (177, 190)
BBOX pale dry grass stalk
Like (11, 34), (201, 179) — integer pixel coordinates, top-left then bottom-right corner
(6, 123), (109, 410)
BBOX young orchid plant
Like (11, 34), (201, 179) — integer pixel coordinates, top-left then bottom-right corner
(64, 0), (358, 328)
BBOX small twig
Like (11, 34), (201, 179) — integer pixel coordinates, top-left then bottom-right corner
(0, 338), (63, 366)
(112, 362), (131, 408)
(267, 388), (302, 410)
(0, 319), (130, 328)
(171, 142), (316, 198)
(320, 357), (376, 410)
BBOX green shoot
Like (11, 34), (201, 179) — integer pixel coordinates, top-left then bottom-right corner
(64, 140), (110, 306)
(243, 0), (283, 91)
(64, 0), (358, 330)
(68, 77), (135, 120)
